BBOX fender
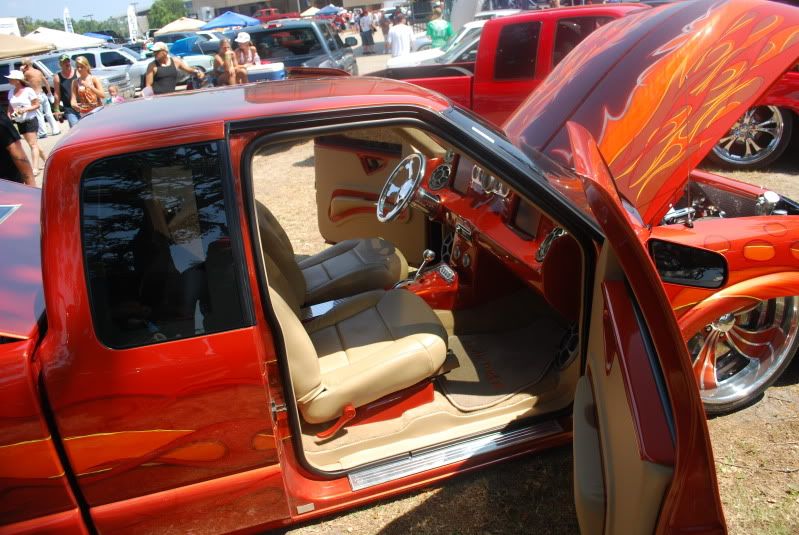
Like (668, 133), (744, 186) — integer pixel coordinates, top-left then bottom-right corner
(677, 272), (799, 340)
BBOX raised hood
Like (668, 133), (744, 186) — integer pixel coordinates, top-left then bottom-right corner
(505, 0), (799, 226)
(0, 180), (43, 340)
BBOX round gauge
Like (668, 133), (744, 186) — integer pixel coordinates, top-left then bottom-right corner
(428, 164), (452, 190)
(480, 173), (496, 193)
(494, 182), (510, 198)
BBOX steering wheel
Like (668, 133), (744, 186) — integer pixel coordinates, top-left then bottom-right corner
(376, 153), (426, 223)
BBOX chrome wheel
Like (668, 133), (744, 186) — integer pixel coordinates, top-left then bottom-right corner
(710, 106), (791, 169)
(688, 297), (799, 414)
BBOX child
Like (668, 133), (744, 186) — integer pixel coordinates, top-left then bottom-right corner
(107, 85), (125, 104)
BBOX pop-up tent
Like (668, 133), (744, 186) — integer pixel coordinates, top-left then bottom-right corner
(0, 33), (54, 59)
(155, 17), (206, 35)
(25, 27), (105, 49)
(199, 11), (260, 30)
(301, 7), (320, 17)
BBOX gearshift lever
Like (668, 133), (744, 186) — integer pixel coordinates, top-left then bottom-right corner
(414, 249), (436, 281)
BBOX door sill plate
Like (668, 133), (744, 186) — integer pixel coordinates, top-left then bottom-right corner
(348, 420), (563, 491)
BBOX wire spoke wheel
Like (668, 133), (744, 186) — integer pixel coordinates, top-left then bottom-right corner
(688, 297), (799, 414)
(710, 106), (792, 169)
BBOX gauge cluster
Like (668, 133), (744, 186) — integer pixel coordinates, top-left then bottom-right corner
(470, 165), (510, 198)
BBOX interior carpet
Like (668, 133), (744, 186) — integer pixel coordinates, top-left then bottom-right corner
(438, 320), (564, 411)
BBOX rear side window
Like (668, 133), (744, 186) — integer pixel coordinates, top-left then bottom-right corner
(81, 142), (249, 348)
(101, 51), (131, 67)
(0, 64), (8, 78)
(73, 54), (96, 68)
(39, 57), (60, 73)
(553, 17), (613, 66)
(494, 21), (540, 80)
(250, 28), (323, 60)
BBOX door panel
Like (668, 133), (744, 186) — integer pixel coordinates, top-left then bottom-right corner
(314, 129), (429, 264)
(576, 246), (675, 534)
(568, 120), (725, 532)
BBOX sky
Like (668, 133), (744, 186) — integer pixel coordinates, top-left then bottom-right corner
(5, 1), (154, 23)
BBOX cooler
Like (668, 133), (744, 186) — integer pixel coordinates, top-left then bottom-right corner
(247, 62), (286, 82)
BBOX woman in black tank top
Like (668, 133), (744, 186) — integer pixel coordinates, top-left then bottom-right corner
(145, 42), (205, 95)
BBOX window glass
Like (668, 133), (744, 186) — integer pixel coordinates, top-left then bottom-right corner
(494, 21), (540, 80)
(319, 23), (337, 50)
(249, 28), (323, 60)
(82, 143), (248, 348)
(101, 51), (131, 67)
(553, 17), (613, 66)
(73, 54), (96, 68)
(0, 64), (9, 77)
(38, 57), (61, 73)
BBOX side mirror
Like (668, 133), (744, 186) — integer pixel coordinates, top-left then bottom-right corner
(648, 239), (728, 289)
(344, 37), (358, 48)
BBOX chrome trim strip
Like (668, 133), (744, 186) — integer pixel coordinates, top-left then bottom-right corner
(348, 421), (563, 491)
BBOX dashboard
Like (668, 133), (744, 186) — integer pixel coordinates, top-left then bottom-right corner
(412, 151), (577, 317)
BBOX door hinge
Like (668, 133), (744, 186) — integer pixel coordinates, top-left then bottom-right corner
(271, 399), (287, 421)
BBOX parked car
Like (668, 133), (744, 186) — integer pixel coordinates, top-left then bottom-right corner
(0, 53), (134, 107)
(254, 7), (301, 22)
(376, 4), (641, 125)
(2, 1), (798, 533)
(225, 19), (359, 74)
(409, 9), (521, 54)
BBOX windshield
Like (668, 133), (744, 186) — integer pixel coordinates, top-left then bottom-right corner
(436, 36), (479, 64)
(249, 27), (323, 59)
(441, 25), (482, 53)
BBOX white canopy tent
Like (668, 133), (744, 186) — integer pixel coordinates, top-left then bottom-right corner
(0, 34), (54, 60)
(25, 27), (105, 49)
(154, 17), (206, 35)
(301, 7), (320, 17)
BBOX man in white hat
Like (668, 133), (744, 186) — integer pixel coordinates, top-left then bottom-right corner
(234, 32), (260, 67)
(144, 42), (205, 95)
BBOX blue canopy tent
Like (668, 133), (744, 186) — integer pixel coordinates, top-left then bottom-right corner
(317, 5), (345, 15)
(84, 32), (115, 42)
(200, 11), (260, 30)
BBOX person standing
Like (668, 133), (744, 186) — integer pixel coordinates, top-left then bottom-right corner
(386, 13), (414, 58)
(379, 10), (392, 54)
(359, 7), (375, 55)
(426, 8), (453, 49)
(52, 55), (79, 127)
(5, 70), (45, 175)
(21, 58), (60, 137)
(70, 57), (105, 117)
(145, 42), (205, 95)
(0, 113), (35, 186)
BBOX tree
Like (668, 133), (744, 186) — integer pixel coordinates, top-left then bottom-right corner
(148, 0), (187, 29)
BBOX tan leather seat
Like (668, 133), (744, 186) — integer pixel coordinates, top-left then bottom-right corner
(266, 259), (448, 424)
(256, 201), (408, 306)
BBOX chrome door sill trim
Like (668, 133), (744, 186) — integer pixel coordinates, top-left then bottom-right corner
(348, 420), (563, 491)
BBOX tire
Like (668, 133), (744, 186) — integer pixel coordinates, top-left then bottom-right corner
(687, 296), (799, 415)
(708, 105), (793, 170)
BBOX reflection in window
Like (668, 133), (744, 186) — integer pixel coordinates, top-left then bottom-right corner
(81, 143), (248, 348)
(553, 17), (613, 67)
(494, 21), (540, 80)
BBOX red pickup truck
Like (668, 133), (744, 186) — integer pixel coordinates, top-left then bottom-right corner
(374, 5), (646, 126)
(254, 7), (300, 23)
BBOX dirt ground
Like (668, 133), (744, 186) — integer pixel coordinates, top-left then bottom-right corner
(251, 130), (799, 534)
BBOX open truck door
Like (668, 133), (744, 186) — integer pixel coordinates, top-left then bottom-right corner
(568, 122), (726, 534)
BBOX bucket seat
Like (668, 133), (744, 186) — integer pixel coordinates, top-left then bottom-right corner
(256, 200), (408, 306)
(263, 249), (448, 424)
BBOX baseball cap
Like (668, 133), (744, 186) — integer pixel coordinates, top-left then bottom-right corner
(234, 32), (251, 44)
(59, 54), (70, 62)
(151, 42), (168, 52)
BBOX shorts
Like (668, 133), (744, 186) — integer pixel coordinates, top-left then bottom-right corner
(16, 117), (38, 135)
(360, 31), (374, 46)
